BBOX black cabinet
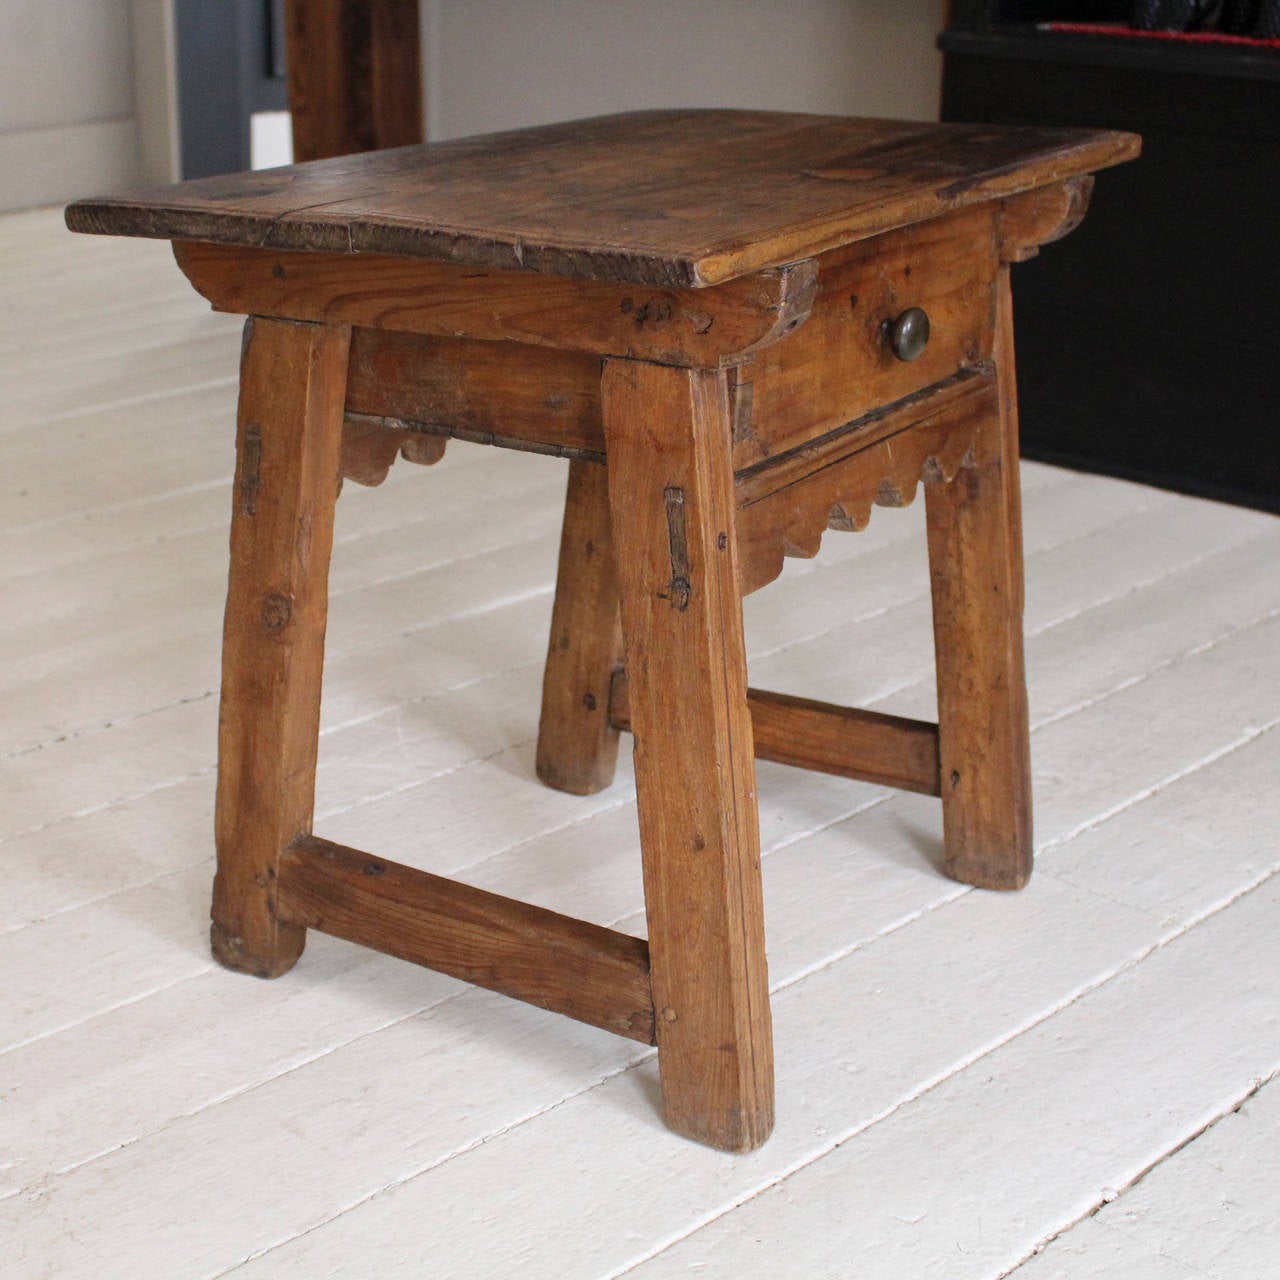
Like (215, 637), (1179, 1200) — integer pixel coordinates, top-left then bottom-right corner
(941, 6), (1280, 512)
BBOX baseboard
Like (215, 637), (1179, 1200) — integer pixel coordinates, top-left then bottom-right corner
(0, 118), (140, 212)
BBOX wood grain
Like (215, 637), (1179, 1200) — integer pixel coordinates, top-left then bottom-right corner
(610, 676), (942, 796)
(211, 317), (350, 977)
(342, 327), (604, 459)
(735, 370), (998, 595)
(338, 413), (447, 486)
(731, 206), (998, 468)
(602, 359), (773, 1152)
(283, 0), (423, 163)
(279, 836), (655, 1043)
(925, 269), (1033, 891)
(66, 110), (1140, 287)
(536, 460), (625, 795)
(171, 241), (817, 366)
(998, 175), (1095, 263)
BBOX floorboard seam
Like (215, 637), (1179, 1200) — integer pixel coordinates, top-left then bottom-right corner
(1018, 523), (1279, 639)
(16, 374), (239, 431)
(753, 490), (1172, 670)
(0, 476), (230, 542)
(0, 572), (557, 764)
(4, 594), (1272, 938)
(0, 463), (555, 594)
(1037, 718), (1279, 858)
(998, 1065), (1280, 1279)
(0, 968), (212, 1060)
(0, 767), (218, 849)
(7, 717), (1276, 1255)
(202, 1050), (655, 1280)
(198, 839), (1280, 1277)
(1033, 602), (1280, 733)
(8, 331), (241, 379)
(0, 458), (1216, 781)
(605, 866), (1280, 1280)
(4, 484), (1235, 768)
(0, 770), (899, 1162)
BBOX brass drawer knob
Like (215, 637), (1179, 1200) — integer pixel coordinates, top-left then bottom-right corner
(886, 307), (930, 362)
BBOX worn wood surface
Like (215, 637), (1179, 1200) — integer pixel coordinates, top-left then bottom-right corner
(1018, 1072), (1280, 1279)
(925, 270), (1033, 891)
(602, 359), (773, 1152)
(171, 240), (817, 365)
(342, 327), (604, 460)
(66, 110), (1139, 286)
(210, 317), (350, 977)
(536, 460), (624, 795)
(283, 0), (423, 162)
(339, 413), (447, 486)
(731, 206), (998, 467)
(278, 836), (655, 1043)
(997, 175), (1095, 263)
(735, 370), (998, 595)
(610, 676), (941, 796)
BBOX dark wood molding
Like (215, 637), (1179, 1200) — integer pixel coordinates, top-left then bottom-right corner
(283, 0), (423, 161)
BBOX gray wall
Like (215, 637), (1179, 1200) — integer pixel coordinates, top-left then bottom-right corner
(422, 1), (945, 140)
(0, 1), (944, 211)
(0, 0), (143, 210)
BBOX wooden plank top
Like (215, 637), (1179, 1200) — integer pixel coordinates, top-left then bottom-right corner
(66, 109), (1139, 287)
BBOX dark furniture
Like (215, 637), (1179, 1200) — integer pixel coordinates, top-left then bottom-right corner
(173, 0), (422, 178)
(942, 3), (1280, 512)
(281, 0), (422, 161)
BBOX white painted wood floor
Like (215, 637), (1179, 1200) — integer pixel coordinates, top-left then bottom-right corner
(2, 207), (1278, 1280)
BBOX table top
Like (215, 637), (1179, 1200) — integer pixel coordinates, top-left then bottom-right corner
(66, 109), (1139, 288)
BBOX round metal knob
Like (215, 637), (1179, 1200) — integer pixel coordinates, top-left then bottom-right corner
(886, 307), (930, 362)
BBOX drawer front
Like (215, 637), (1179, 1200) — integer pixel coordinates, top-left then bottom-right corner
(732, 204), (999, 470)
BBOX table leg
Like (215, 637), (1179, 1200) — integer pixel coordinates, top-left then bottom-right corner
(211, 317), (351, 977)
(536, 459), (624, 795)
(602, 359), (773, 1152)
(925, 271), (1033, 890)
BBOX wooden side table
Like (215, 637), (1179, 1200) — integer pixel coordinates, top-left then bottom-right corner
(66, 110), (1139, 1152)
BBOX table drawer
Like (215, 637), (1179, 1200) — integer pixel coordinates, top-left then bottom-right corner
(732, 204), (999, 470)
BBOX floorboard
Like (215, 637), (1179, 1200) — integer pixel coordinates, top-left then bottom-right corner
(2, 210), (1276, 1279)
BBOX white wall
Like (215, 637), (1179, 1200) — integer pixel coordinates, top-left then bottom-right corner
(0, 0), (144, 210)
(422, 0), (945, 141)
(0, 0), (943, 212)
